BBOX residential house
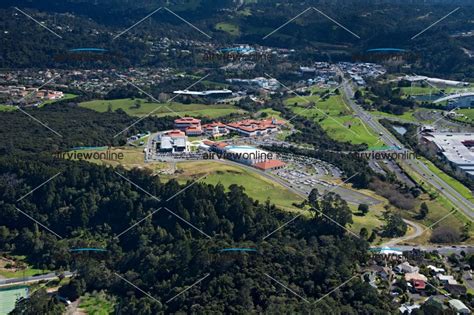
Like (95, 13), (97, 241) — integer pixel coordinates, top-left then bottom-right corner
(395, 262), (419, 274)
(448, 299), (470, 314)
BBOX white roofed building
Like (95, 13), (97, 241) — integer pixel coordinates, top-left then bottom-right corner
(422, 133), (474, 179)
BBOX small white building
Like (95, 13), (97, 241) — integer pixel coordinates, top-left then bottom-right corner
(395, 262), (419, 274)
(428, 265), (446, 273)
(437, 274), (458, 285)
(448, 299), (470, 314)
(399, 304), (421, 314)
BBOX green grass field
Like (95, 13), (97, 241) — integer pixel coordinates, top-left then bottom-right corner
(215, 22), (240, 36)
(79, 98), (244, 118)
(79, 291), (115, 315)
(0, 94), (77, 112)
(163, 161), (305, 212)
(256, 108), (285, 120)
(400, 86), (438, 96)
(0, 255), (48, 279)
(350, 203), (385, 240)
(452, 108), (474, 124)
(0, 267), (46, 279)
(284, 94), (380, 146)
(0, 105), (16, 112)
(400, 86), (474, 96)
(372, 110), (418, 122)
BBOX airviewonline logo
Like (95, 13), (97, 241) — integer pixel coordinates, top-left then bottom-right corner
(352, 146), (419, 160)
(53, 147), (124, 161)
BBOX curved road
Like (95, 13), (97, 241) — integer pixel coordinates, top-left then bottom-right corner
(380, 219), (424, 247)
(215, 159), (381, 206)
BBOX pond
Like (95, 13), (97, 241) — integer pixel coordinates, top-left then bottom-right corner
(392, 125), (407, 135)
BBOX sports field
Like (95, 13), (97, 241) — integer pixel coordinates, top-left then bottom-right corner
(285, 94), (380, 146)
(79, 98), (244, 118)
(0, 286), (28, 315)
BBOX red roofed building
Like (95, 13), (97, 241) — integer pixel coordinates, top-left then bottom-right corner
(164, 130), (186, 137)
(202, 140), (215, 146)
(202, 122), (229, 137)
(174, 117), (202, 136)
(253, 159), (286, 171)
(411, 279), (426, 291)
(185, 126), (203, 136)
(211, 142), (230, 153)
(226, 117), (285, 137)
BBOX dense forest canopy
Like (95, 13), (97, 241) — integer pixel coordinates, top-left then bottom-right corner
(0, 104), (395, 313)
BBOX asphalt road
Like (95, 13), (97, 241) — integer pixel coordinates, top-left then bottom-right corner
(381, 219), (425, 247)
(217, 159), (381, 206)
(340, 78), (474, 221)
(389, 245), (474, 255)
(0, 271), (73, 287)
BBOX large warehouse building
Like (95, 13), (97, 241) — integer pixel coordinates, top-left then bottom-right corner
(422, 133), (474, 179)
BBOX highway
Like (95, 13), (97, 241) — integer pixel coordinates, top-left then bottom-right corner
(340, 78), (474, 221)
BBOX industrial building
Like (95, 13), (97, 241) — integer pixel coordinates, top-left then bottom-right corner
(422, 133), (474, 178)
(402, 75), (470, 87)
(172, 89), (233, 97)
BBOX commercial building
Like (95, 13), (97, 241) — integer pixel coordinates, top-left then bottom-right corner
(422, 133), (474, 179)
(172, 89), (233, 97)
(402, 75), (469, 87)
(157, 130), (187, 153)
